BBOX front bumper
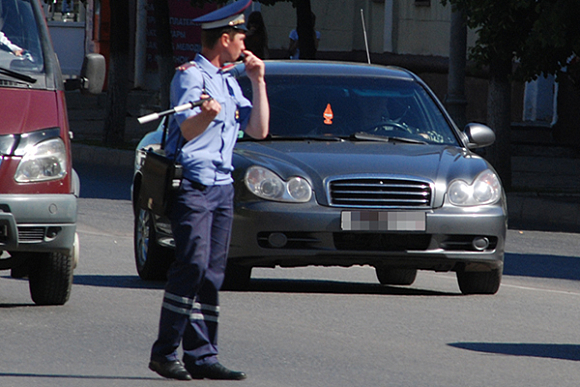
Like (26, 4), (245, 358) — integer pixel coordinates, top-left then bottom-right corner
(0, 194), (77, 254)
(229, 200), (507, 272)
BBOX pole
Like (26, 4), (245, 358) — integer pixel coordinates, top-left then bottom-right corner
(445, 8), (468, 129)
(134, 0), (147, 89)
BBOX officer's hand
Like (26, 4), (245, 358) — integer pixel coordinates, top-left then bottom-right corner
(242, 50), (265, 83)
(200, 93), (221, 119)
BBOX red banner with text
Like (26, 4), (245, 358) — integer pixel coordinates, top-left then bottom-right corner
(146, 0), (217, 70)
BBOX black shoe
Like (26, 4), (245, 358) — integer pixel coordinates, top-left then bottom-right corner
(149, 360), (192, 380)
(186, 363), (247, 380)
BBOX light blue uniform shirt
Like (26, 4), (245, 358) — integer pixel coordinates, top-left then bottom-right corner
(165, 54), (252, 186)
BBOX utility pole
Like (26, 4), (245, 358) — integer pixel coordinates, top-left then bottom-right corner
(445, 8), (467, 129)
(134, 0), (147, 89)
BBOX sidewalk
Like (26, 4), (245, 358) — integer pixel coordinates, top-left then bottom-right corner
(67, 91), (580, 233)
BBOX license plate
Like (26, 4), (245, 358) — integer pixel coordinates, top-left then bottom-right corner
(341, 211), (426, 231)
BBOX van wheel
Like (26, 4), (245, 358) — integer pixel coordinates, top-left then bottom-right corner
(28, 252), (74, 305)
(134, 209), (173, 280)
(375, 267), (417, 286)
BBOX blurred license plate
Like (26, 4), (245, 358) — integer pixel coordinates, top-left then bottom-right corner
(341, 211), (426, 231)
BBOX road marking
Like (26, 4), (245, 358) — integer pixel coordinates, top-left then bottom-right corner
(424, 271), (580, 297)
(500, 283), (580, 296)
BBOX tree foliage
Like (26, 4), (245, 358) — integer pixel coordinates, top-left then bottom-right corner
(442, 0), (580, 81)
(441, 0), (580, 189)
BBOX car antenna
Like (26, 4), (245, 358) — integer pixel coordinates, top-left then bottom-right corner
(360, 9), (371, 64)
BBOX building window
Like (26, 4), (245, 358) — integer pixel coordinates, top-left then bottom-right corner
(43, 0), (87, 23)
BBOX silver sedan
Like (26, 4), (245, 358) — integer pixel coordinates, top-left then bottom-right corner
(132, 61), (507, 295)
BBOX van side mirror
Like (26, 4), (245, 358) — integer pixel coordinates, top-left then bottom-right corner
(463, 123), (495, 149)
(65, 53), (106, 94)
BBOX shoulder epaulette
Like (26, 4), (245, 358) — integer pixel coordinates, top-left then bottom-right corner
(221, 63), (236, 72)
(176, 62), (197, 71)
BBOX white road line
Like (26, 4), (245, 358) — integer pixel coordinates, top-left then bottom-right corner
(424, 271), (580, 296)
(500, 283), (580, 296)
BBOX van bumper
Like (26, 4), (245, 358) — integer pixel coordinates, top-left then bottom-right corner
(0, 194), (77, 254)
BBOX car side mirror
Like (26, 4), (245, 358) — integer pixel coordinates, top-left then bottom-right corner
(65, 53), (106, 95)
(463, 123), (495, 149)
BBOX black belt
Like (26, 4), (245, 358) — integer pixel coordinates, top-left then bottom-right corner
(187, 179), (208, 191)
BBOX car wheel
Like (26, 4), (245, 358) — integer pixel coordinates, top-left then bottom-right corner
(28, 252), (73, 305)
(134, 208), (173, 281)
(456, 268), (502, 295)
(375, 267), (417, 286)
(221, 263), (251, 290)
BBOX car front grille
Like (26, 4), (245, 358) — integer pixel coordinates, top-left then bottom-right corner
(328, 177), (433, 208)
(334, 232), (432, 251)
(18, 227), (46, 242)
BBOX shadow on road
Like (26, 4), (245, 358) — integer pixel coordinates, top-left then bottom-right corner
(74, 162), (133, 200)
(229, 278), (460, 296)
(0, 372), (159, 381)
(73, 274), (165, 289)
(505, 252), (580, 281)
(449, 342), (580, 362)
(71, 274), (460, 296)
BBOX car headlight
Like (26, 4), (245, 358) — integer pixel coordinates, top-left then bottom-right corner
(447, 170), (501, 206)
(14, 137), (67, 182)
(244, 165), (312, 202)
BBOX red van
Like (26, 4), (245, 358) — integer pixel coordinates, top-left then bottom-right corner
(0, 0), (104, 305)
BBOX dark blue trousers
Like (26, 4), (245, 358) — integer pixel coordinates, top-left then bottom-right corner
(150, 180), (234, 368)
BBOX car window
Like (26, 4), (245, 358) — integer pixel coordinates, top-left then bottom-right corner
(240, 74), (459, 145)
(0, 0), (44, 74)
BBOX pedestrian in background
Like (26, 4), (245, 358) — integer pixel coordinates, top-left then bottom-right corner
(148, 0), (269, 381)
(288, 11), (320, 59)
(244, 11), (269, 59)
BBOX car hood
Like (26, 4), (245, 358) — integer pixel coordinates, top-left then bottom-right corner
(234, 140), (495, 207)
(0, 89), (58, 135)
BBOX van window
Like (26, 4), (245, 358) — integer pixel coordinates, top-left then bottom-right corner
(0, 0), (44, 74)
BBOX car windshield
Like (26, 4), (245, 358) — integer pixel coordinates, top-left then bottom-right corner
(240, 74), (459, 145)
(0, 0), (44, 78)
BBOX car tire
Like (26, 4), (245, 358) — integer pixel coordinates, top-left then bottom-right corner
(221, 263), (251, 290)
(28, 252), (73, 305)
(375, 267), (417, 286)
(456, 268), (502, 295)
(134, 209), (173, 281)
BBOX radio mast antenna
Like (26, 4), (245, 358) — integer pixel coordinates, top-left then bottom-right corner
(360, 9), (371, 64)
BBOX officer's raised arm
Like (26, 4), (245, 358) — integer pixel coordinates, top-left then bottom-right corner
(242, 49), (269, 140)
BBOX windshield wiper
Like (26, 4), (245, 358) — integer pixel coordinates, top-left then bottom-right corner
(349, 132), (427, 144)
(0, 66), (36, 84)
(239, 134), (343, 142)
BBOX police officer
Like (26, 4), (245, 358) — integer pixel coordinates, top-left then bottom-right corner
(148, 0), (269, 381)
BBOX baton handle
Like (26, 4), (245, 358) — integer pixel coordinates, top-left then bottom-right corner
(137, 112), (160, 124)
(137, 97), (212, 124)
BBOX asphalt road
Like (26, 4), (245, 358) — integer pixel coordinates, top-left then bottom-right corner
(0, 163), (580, 386)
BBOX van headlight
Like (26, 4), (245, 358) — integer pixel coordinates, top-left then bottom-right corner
(15, 137), (68, 182)
(245, 165), (312, 202)
(447, 170), (501, 206)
